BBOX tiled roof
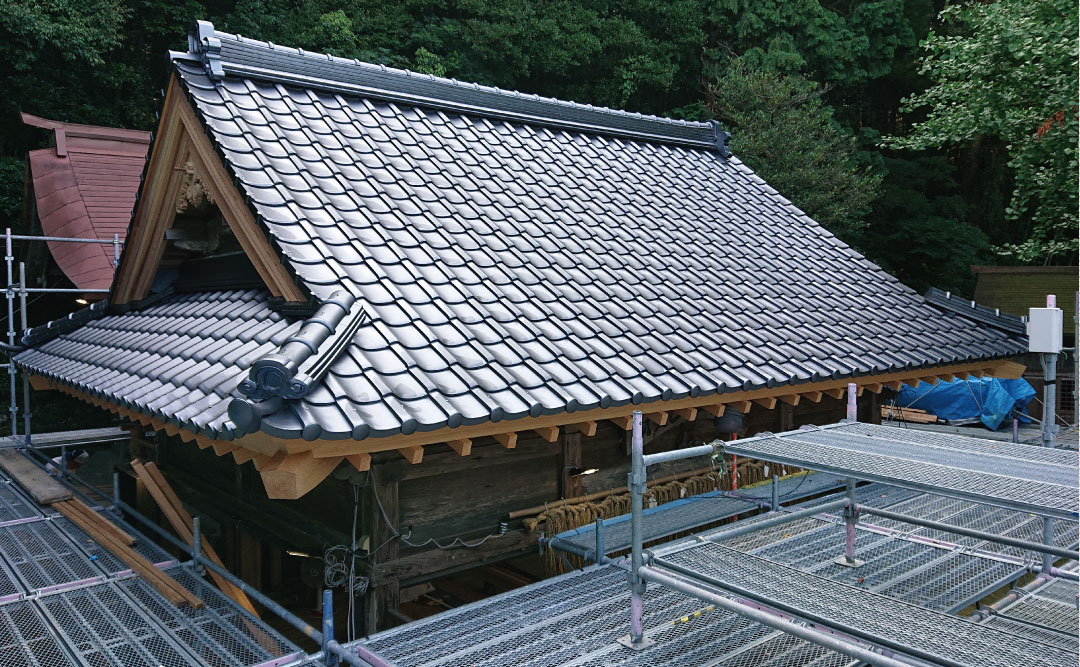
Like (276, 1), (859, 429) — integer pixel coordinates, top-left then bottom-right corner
(23, 114), (149, 292)
(923, 288), (1028, 337)
(18, 291), (299, 435)
(15, 23), (1025, 442)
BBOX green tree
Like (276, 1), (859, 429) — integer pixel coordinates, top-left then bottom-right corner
(706, 58), (882, 242)
(863, 154), (989, 293)
(883, 0), (1078, 264)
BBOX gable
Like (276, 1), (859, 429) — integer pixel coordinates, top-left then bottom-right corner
(110, 76), (305, 305)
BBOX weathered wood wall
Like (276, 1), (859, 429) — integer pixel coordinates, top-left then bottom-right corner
(149, 391), (882, 633)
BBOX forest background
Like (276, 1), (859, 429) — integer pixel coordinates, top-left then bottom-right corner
(0, 0), (1076, 300)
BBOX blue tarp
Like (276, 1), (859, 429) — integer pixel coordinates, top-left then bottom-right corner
(896, 377), (1036, 431)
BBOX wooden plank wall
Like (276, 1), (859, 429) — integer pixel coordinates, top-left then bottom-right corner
(151, 391), (880, 632)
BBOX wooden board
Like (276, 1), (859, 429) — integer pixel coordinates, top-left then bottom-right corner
(131, 460), (261, 618)
(0, 450), (72, 504)
(54, 500), (202, 608)
(881, 406), (939, 424)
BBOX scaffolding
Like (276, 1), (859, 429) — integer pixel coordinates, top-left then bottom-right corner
(2, 229), (120, 447)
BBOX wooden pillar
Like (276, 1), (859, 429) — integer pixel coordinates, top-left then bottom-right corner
(778, 403), (795, 432)
(269, 545), (282, 588)
(560, 432), (583, 499)
(866, 389), (882, 425)
(365, 467), (400, 634)
(239, 529), (262, 589)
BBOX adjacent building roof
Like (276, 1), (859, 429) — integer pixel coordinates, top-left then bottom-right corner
(971, 266), (1078, 336)
(15, 22), (1025, 444)
(22, 113), (149, 292)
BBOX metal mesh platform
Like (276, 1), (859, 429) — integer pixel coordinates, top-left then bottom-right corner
(0, 451), (304, 667)
(721, 422), (1079, 519)
(556, 473), (846, 554)
(996, 578), (1079, 636)
(652, 543), (1078, 667)
(353, 565), (854, 667)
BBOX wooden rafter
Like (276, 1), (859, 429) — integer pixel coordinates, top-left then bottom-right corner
(260, 451), (343, 500)
(672, 407), (697, 421)
(446, 439), (472, 456)
(644, 411), (668, 426)
(778, 394), (800, 406)
(570, 421), (598, 436)
(26, 357), (1015, 499)
(534, 426), (560, 443)
(609, 415), (633, 431)
(700, 404), (726, 417)
(799, 391), (823, 403)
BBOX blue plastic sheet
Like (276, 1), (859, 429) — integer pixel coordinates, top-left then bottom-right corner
(896, 377), (1036, 431)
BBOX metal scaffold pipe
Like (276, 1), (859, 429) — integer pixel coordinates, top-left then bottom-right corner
(638, 567), (919, 667)
(5, 229), (16, 439)
(620, 410), (652, 650)
(855, 505), (1079, 560)
(18, 262), (29, 445)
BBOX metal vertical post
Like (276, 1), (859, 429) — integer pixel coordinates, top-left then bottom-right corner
(618, 411), (652, 650)
(594, 517), (605, 564)
(112, 471), (120, 507)
(1041, 297), (1058, 449)
(1012, 418), (1019, 444)
(771, 474), (779, 511)
(1040, 294), (1058, 575)
(112, 234), (120, 268)
(4, 229), (15, 440)
(322, 589), (338, 666)
(18, 262), (29, 445)
(837, 383), (863, 567)
(192, 516), (205, 576)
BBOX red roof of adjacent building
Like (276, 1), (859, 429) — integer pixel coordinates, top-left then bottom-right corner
(23, 113), (150, 293)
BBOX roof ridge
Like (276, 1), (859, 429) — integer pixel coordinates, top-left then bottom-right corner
(182, 20), (731, 155)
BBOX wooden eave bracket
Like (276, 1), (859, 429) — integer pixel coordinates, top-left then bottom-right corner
(27, 358), (1014, 500)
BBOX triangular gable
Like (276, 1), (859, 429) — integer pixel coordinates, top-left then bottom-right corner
(111, 76), (305, 305)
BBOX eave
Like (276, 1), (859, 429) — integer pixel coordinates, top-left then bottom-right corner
(29, 358), (1021, 500)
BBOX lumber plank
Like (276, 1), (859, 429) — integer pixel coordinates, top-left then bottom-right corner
(134, 461), (259, 617)
(778, 394), (801, 406)
(0, 450), (72, 504)
(752, 397), (777, 410)
(881, 406), (938, 423)
(55, 500), (201, 607)
(397, 447), (424, 465)
(57, 499), (136, 547)
(493, 432), (518, 449)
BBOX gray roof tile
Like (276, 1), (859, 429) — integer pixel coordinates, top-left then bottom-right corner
(16, 24), (1025, 442)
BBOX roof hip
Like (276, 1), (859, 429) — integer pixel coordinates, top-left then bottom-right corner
(183, 20), (732, 155)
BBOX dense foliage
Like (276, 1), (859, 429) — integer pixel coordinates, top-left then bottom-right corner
(1, 0), (1076, 296)
(883, 0), (1078, 264)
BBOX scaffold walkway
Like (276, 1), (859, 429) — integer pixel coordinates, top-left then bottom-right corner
(552, 472), (846, 556)
(0, 462), (306, 667)
(721, 421), (1080, 520)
